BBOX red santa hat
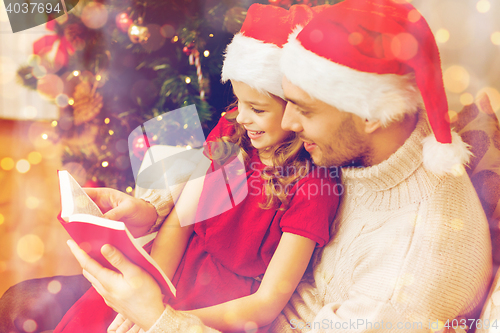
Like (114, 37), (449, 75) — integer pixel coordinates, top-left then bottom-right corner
(221, 4), (326, 99)
(280, 0), (471, 175)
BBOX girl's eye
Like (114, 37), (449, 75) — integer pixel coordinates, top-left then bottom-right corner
(251, 107), (265, 114)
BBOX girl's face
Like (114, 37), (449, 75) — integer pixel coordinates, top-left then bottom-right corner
(232, 80), (290, 153)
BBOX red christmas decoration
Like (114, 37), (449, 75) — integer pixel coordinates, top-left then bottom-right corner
(116, 12), (133, 32)
(33, 20), (75, 69)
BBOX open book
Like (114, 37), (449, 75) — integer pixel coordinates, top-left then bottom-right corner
(57, 170), (176, 298)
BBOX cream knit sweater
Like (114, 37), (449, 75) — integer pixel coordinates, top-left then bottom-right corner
(147, 112), (492, 333)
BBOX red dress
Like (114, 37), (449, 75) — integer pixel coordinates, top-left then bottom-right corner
(54, 113), (339, 333)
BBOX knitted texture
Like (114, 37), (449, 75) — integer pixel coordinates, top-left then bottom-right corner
(146, 111), (492, 333)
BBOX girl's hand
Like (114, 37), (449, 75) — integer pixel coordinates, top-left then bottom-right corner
(67, 240), (165, 330)
(108, 313), (145, 333)
(84, 187), (158, 237)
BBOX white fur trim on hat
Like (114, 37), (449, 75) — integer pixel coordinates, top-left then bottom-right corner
(221, 33), (285, 99)
(280, 32), (423, 125)
(422, 131), (472, 176)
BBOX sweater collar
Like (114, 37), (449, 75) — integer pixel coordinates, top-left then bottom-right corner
(340, 110), (442, 209)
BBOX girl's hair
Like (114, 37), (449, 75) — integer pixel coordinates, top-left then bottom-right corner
(213, 103), (311, 210)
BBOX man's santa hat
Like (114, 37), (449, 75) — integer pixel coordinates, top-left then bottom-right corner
(221, 4), (326, 99)
(280, 0), (471, 175)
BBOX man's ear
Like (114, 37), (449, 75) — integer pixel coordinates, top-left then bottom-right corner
(364, 119), (381, 134)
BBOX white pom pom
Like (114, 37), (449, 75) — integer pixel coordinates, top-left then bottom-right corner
(422, 132), (472, 176)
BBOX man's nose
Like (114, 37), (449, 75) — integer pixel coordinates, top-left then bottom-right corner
(282, 103), (302, 132)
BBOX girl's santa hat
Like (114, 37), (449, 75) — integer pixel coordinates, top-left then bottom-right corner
(280, 0), (471, 175)
(221, 4), (326, 99)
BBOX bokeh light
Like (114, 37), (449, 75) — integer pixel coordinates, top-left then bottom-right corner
(185, 77), (191, 84)
(51, 121), (58, 127)
(55, 94), (70, 107)
(160, 24), (175, 38)
(37, 74), (64, 99)
(203, 50), (210, 57)
(26, 196), (40, 210)
(443, 65), (470, 93)
(1, 157), (15, 171)
(476, 0), (490, 13)
(81, 2), (108, 29)
(491, 32), (500, 46)
(48, 280), (62, 294)
(17, 234), (44, 263)
(445, 110), (458, 123)
(41, 133), (48, 140)
(73, 70), (80, 77)
(23, 319), (37, 333)
(16, 159), (31, 173)
(407, 9), (421, 23)
(102, 161), (109, 167)
(28, 152), (42, 165)
(391, 33), (418, 60)
(476, 87), (500, 112)
(459, 93), (474, 106)
(435, 29), (450, 44)
(126, 186), (133, 193)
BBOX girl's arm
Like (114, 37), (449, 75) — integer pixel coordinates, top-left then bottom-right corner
(150, 156), (212, 280)
(185, 232), (316, 331)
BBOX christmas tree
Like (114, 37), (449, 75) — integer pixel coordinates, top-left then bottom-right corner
(17, 0), (339, 192)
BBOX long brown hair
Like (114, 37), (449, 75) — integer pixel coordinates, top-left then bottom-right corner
(215, 104), (311, 210)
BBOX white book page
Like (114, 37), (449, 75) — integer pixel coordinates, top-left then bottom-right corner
(60, 171), (103, 218)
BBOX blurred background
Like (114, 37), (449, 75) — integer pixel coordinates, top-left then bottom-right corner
(0, 0), (499, 297)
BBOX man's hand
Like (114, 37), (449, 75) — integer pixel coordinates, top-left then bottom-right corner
(84, 187), (157, 237)
(67, 240), (165, 331)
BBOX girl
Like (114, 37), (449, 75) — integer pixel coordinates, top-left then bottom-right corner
(57, 4), (338, 333)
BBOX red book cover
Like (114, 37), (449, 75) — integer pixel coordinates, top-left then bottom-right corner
(58, 170), (176, 299)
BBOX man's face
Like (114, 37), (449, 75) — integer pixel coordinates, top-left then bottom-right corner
(281, 78), (369, 167)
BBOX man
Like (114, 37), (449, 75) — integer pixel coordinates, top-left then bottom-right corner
(4, 1), (492, 332)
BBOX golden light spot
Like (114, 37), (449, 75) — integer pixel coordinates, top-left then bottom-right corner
(130, 275), (144, 289)
(41, 133), (48, 140)
(445, 110), (458, 123)
(28, 152), (42, 165)
(492, 32), (500, 45)
(221, 112), (226, 117)
(278, 280), (293, 293)
(391, 33), (418, 60)
(68, 98), (74, 106)
(451, 218), (464, 231)
(108, 130), (114, 135)
(152, 135), (158, 140)
(476, 87), (500, 112)
(51, 120), (58, 127)
(0, 213), (4, 225)
(73, 70), (80, 77)
(185, 77), (191, 84)
(443, 65), (470, 94)
(157, 115), (163, 121)
(102, 161), (109, 167)
(188, 325), (203, 333)
(172, 36), (179, 42)
(104, 118), (110, 124)
(244, 321), (258, 333)
(451, 164), (466, 177)
(209, 34), (214, 38)
(407, 9), (421, 23)
(16, 159), (31, 173)
(17, 234), (44, 263)
(55, 94), (69, 108)
(186, 145), (192, 150)
(26, 196), (40, 209)
(430, 320), (446, 333)
(23, 319), (37, 332)
(126, 186), (133, 193)
(96, 75), (102, 81)
(183, 124), (188, 129)
(80, 242), (92, 253)
(48, 280), (62, 294)
(348, 32), (363, 45)
(476, 0), (490, 13)
(223, 310), (238, 325)
(435, 29), (450, 44)
(459, 93), (474, 106)
(203, 50), (210, 57)
(1, 157), (14, 171)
